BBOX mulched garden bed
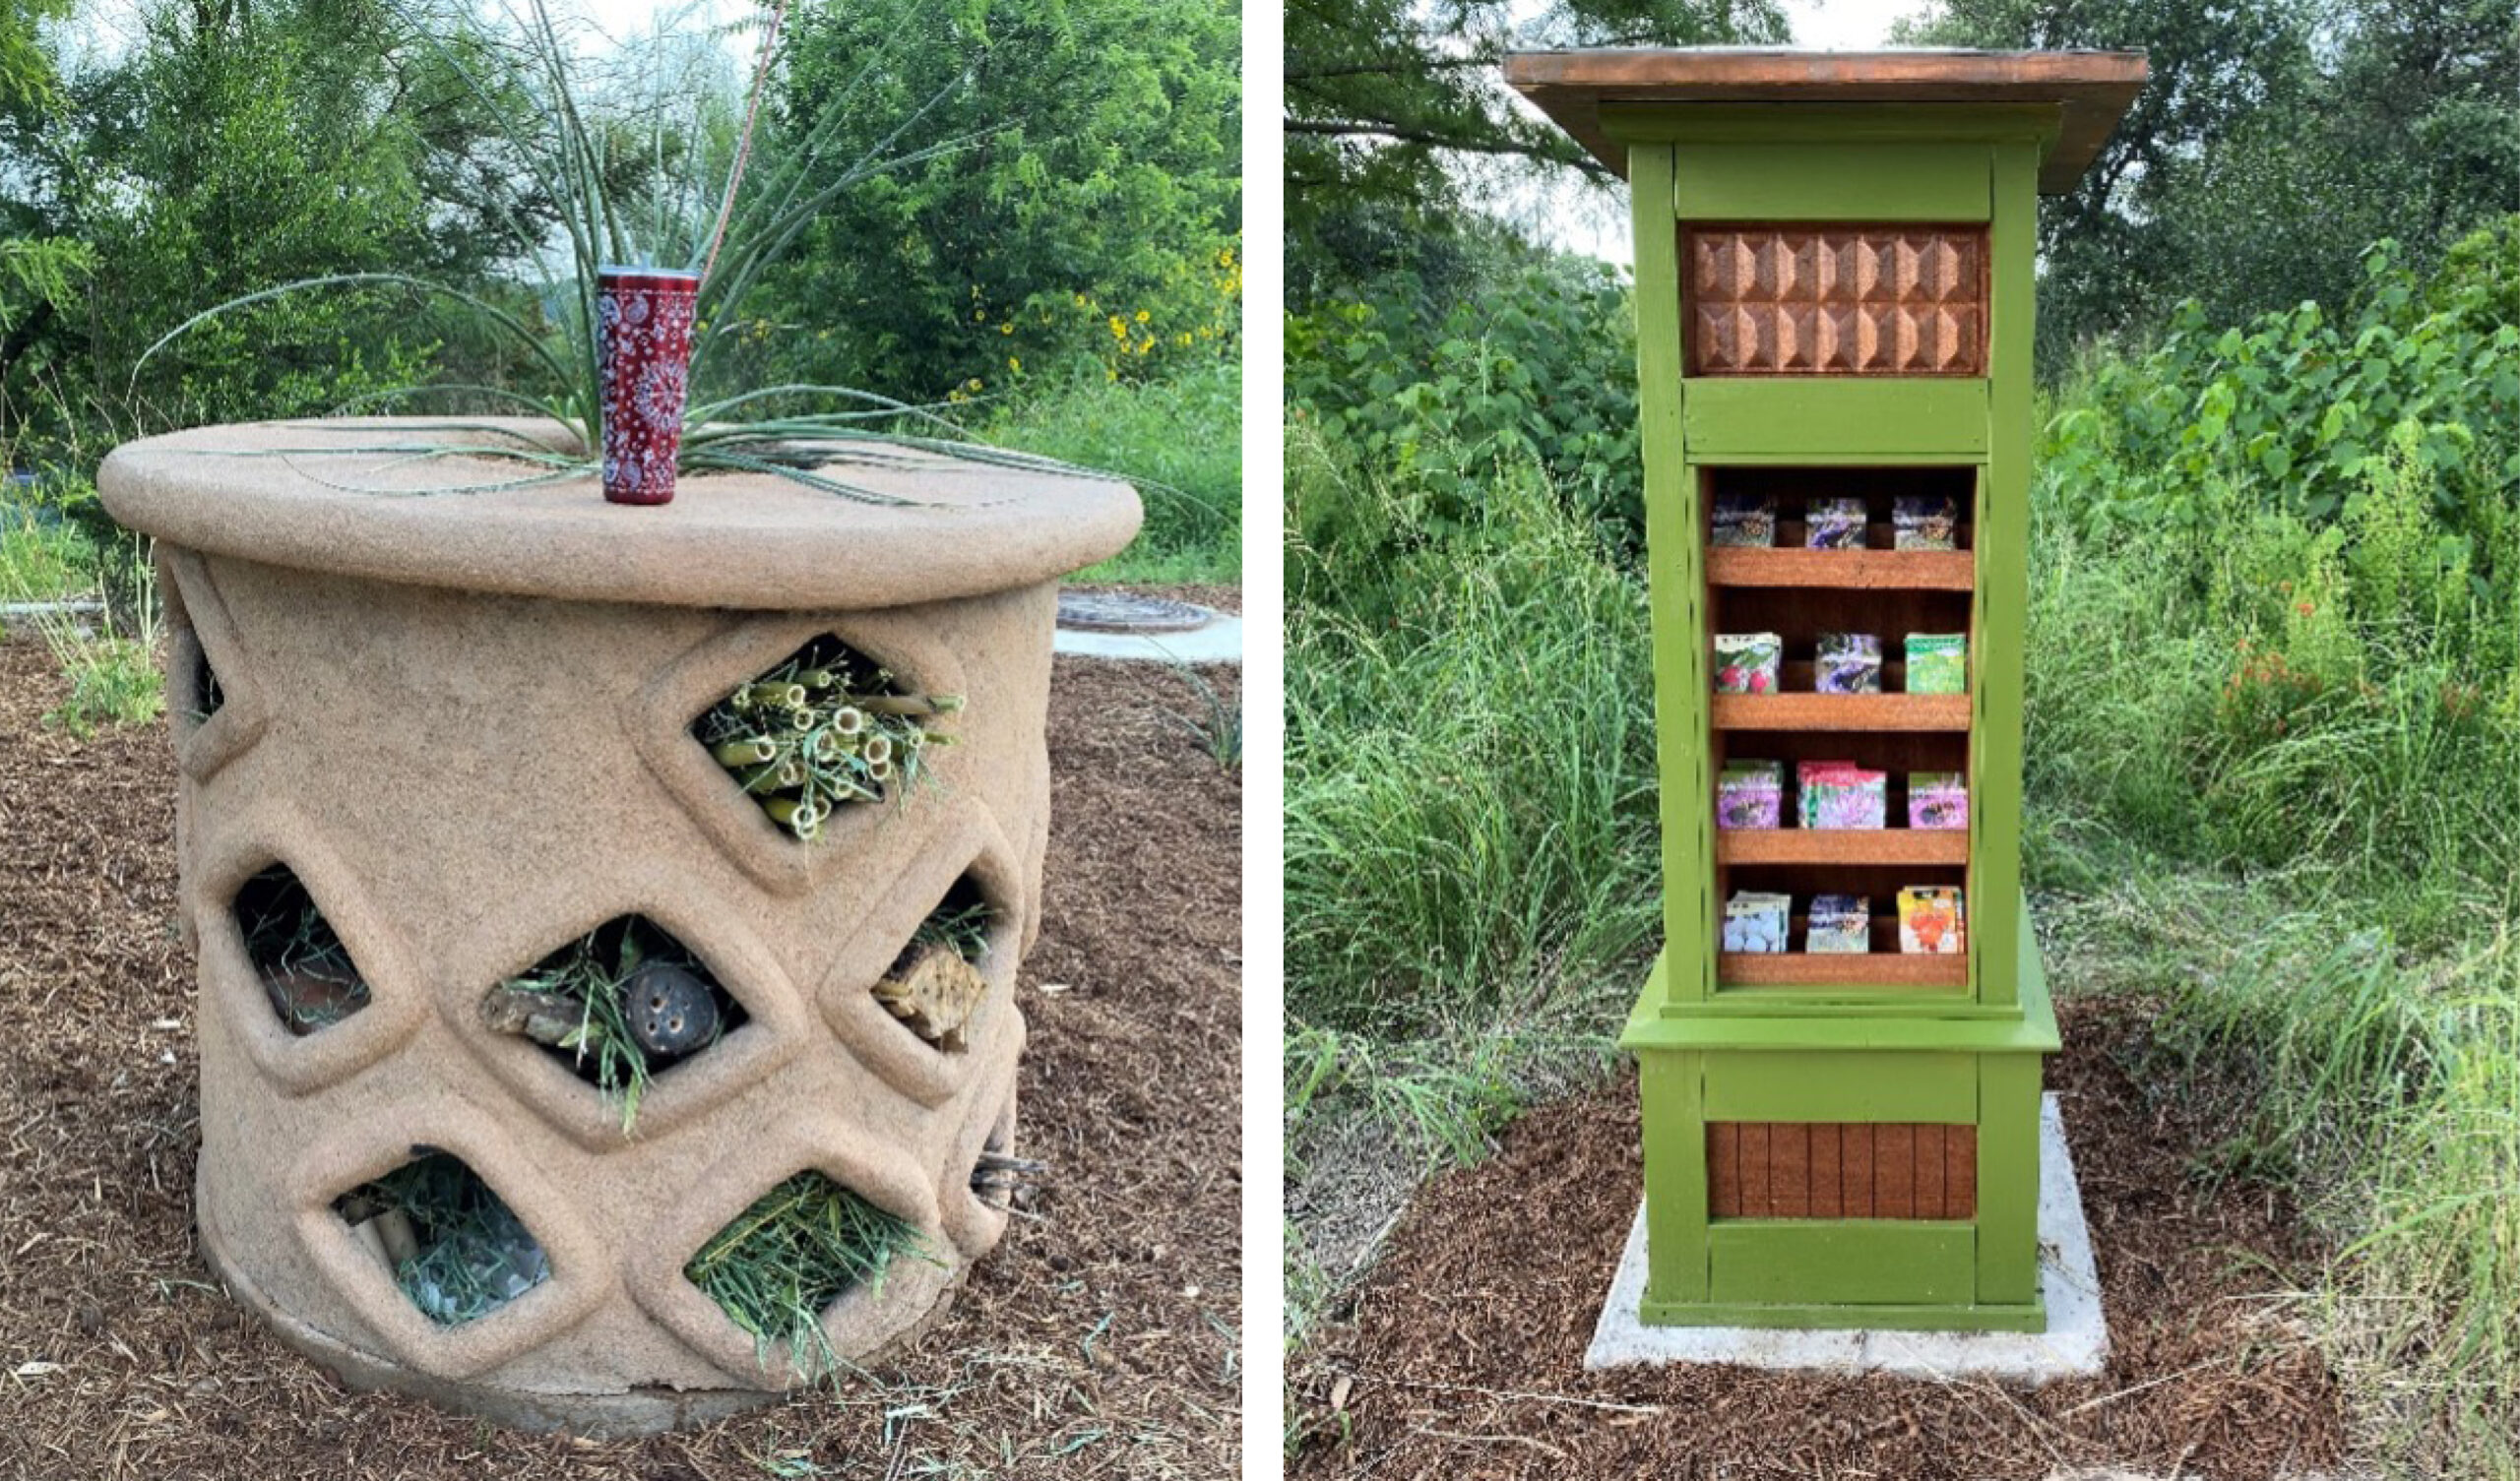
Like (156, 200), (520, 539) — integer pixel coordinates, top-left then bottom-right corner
(0, 633), (1240, 1479)
(1290, 997), (2349, 1481)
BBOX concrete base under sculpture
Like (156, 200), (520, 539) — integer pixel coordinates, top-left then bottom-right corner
(97, 419), (1139, 1433)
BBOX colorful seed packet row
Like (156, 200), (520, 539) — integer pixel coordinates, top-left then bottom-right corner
(1898, 887), (1966, 955)
(1893, 494), (1960, 550)
(1806, 894), (1871, 954)
(1814, 632), (1881, 695)
(1719, 890), (1957, 955)
(1721, 891), (1793, 953)
(1909, 771), (1969, 830)
(1705, 493), (1967, 550)
(1713, 633), (1968, 696)
(1716, 760), (1784, 830)
(1797, 760), (1886, 830)
(1723, 759), (1968, 833)
(1905, 633), (1967, 694)
(1712, 632), (1782, 694)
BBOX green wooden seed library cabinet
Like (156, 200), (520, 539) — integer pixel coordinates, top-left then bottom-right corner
(1506, 49), (2147, 1331)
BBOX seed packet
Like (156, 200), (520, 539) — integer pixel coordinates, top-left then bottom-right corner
(1711, 493), (1777, 548)
(1798, 761), (1886, 830)
(1905, 633), (1967, 694)
(1716, 760), (1783, 830)
(1722, 891), (1793, 954)
(1815, 632), (1882, 695)
(1898, 887), (1965, 955)
(1893, 494), (1960, 551)
(1909, 771), (1969, 830)
(1806, 894), (1871, 954)
(1805, 496), (1867, 551)
(1795, 760), (1851, 828)
(1713, 632), (1782, 695)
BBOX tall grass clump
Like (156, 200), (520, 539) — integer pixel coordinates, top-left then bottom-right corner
(988, 359), (1241, 584)
(1285, 425), (1657, 1045)
(2022, 238), (2520, 1470)
(2026, 413), (2520, 950)
(2076, 885), (2520, 1473)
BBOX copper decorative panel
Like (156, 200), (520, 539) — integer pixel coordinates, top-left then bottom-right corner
(1685, 227), (1987, 376)
(1708, 1122), (1978, 1219)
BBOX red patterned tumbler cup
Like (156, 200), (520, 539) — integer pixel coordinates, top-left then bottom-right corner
(597, 266), (699, 506)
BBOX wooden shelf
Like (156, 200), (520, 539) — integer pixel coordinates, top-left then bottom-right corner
(1717, 952), (1967, 988)
(1707, 546), (1975, 591)
(1716, 830), (1969, 866)
(1711, 692), (1971, 732)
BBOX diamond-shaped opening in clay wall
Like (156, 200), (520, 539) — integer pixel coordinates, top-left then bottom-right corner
(334, 1151), (550, 1326)
(971, 1096), (1023, 1210)
(872, 872), (1003, 1053)
(690, 634), (957, 842)
(684, 1170), (932, 1379)
(233, 863), (370, 1035)
(165, 598), (223, 726)
(478, 916), (746, 1128)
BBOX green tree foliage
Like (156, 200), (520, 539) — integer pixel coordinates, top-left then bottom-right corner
(0, 0), (68, 109)
(1, 0), (89, 426)
(751, 0), (1238, 402)
(2, 0), (555, 446)
(1900, 0), (2520, 359)
(1286, 0), (1782, 293)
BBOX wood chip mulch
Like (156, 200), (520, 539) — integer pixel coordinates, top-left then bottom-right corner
(0, 635), (1240, 1479)
(1290, 998), (2350, 1481)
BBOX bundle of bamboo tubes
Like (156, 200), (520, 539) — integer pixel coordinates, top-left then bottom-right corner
(692, 650), (959, 841)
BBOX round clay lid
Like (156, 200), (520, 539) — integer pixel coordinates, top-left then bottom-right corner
(98, 418), (1142, 610)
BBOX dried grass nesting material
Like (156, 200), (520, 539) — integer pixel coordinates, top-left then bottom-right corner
(684, 1172), (939, 1380)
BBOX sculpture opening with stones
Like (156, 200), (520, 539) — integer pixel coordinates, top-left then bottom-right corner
(970, 1102), (1041, 1209)
(234, 863), (369, 1035)
(685, 1171), (933, 1379)
(478, 917), (744, 1132)
(874, 873), (996, 1052)
(692, 635), (959, 842)
(335, 1151), (549, 1326)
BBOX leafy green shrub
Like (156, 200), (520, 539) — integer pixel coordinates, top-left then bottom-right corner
(1287, 252), (1642, 558)
(2046, 241), (2520, 544)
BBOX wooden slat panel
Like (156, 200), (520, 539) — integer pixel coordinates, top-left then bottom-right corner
(1772, 1123), (1810, 1217)
(1708, 1122), (1977, 1219)
(1707, 546), (1977, 590)
(1876, 1123), (1916, 1217)
(1810, 1122), (1843, 1217)
(1916, 1123), (1948, 1219)
(1947, 1121), (1977, 1219)
(1709, 693), (1973, 733)
(1711, 1119), (1741, 1222)
(1843, 1122), (1874, 1216)
(1715, 829), (1970, 866)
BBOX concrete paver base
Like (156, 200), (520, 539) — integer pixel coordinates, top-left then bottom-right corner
(1052, 613), (1241, 663)
(1584, 1093), (2106, 1384)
